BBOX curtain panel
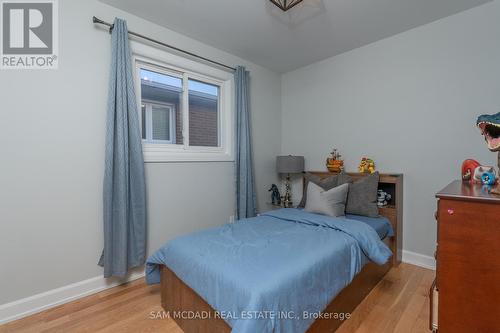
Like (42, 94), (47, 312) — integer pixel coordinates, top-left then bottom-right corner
(235, 66), (257, 219)
(99, 18), (147, 278)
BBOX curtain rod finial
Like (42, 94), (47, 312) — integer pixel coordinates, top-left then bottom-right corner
(93, 16), (114, 33)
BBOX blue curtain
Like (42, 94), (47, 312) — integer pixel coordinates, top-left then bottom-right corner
(235, 66), (257, 219)
(98, 18), (147, 278)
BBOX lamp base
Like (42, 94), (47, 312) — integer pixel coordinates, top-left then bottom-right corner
(282, 174), (294, 208)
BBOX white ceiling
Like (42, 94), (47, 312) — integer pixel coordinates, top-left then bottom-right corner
(99, 0), (491, 72)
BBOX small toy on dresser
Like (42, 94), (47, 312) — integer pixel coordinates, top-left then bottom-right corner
(481, 172), (496, 186)
(461, 159), (481, 181)
(461, 159), (499, 185)
(377, 190), (392, 207)
(473, 166), (498, 185)
(476, 112), (500, 194)
(326, 148), (344, 172)
(358, 157), (376, 174)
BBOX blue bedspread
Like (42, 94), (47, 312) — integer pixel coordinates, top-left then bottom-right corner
(345, 214), (394, 239)
(146, 209), (392, 333)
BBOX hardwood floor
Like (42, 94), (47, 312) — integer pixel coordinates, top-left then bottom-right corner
(0, 263), (434, 333)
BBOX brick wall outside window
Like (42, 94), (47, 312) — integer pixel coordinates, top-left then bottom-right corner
(188, 103), (218, 147)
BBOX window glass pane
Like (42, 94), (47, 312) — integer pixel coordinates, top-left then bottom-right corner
(188, 79), (219, 147)
(152, 105), (170, 141)
(140, 68), (183, 144)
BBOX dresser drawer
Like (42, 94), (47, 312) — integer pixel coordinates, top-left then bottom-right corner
(437, 199), (500, 332)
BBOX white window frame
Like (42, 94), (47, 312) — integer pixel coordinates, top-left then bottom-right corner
(132, 43), (234, 163)
(142, 101), (176, 144)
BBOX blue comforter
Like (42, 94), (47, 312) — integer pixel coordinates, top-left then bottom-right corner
(146, 209), (392, 333)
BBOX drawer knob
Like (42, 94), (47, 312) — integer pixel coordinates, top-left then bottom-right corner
(447, 209), (454, 215)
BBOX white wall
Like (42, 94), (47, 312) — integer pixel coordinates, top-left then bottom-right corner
(0, 0), (281, 305)
(281, 1), (500, 258)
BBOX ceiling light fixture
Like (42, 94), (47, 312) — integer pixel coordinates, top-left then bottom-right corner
(269, 0), (304, 12)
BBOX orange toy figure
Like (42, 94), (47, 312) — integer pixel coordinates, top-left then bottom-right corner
(326, 148), (344, 173)
(461, 159), (481, 182)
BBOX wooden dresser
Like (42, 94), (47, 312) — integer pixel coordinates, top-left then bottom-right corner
(432, 180), (500, 332)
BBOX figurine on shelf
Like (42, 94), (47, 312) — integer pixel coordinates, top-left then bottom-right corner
(326, 148), (344, 173)
(268, 184), (281, 205)
(358, 157), (376, 174)
(377, 190), (392, 207)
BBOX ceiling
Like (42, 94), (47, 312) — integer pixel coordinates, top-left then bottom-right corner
(99, 0), (491, 72)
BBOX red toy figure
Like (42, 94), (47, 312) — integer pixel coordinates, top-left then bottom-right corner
(461, 159), (481, 182)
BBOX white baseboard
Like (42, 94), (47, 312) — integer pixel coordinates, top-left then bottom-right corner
(0, 270), (145, 325)
(402, 250), (436, 270)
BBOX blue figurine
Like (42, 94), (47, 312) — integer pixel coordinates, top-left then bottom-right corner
(268, 184), (281, 205)
(481, 171), (496, 186)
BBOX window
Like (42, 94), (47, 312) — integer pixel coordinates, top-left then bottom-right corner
(134, 56), (233, 162)
(139, 67), (182, 145)
(141, 102), (175, 143)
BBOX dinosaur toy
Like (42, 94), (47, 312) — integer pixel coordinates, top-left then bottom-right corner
(477, 112), (500, 169)
(268, 184), (281, 205)
(477, 112), (500, 193)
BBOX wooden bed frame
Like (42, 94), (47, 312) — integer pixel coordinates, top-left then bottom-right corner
(160, 172), (403, 332)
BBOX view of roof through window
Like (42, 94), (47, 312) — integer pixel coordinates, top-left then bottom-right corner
(140, 69), (218, 96)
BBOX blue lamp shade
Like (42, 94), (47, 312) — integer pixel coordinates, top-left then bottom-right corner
(276, 155), (305, 174)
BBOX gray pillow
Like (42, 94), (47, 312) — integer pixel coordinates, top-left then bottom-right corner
(337, 172), (353, 186)
(304, 182), (349, 217)
(298, 173), (339, 208)
(345, 172), (379, 217)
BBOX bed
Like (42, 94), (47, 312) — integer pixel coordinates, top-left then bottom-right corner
(146, 172), (403, 333)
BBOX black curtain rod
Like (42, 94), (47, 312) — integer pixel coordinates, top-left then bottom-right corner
(92, 16), (236, 72)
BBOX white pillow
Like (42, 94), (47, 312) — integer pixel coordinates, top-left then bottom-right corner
(304, 182), (349, 217)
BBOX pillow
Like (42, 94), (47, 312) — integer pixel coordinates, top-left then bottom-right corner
(298, 173), (340, 208)
(337, 172), (353, 186)
(345, 172), (379, 217)
(304, 182), (349, 217)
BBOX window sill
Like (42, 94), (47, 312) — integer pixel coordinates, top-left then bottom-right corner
(142, 144), (234, 163)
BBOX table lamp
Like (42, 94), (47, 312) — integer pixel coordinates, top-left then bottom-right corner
(276, 155), (305, 208)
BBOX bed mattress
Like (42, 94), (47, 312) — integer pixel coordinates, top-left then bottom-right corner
(146, 208), (392, 333)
